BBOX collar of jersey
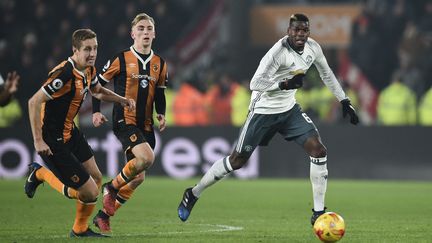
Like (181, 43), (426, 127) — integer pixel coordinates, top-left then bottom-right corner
(282, 36), (304, 55)
(130, 46), (154, 70)
(68, 57), (86, 77)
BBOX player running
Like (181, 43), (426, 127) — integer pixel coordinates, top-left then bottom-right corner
(177, 13), (359, 225)
(26, 29), (135, 237)
(91, 13), (168, 233)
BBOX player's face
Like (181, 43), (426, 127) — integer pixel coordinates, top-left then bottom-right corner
(131, 19), (155, 48)
(73, 38), (98, 69)
(288, 21), (310, 50)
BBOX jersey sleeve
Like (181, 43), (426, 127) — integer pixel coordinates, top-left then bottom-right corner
(99, 56), (121, 85)
(41, 64), (73, 100)
(250, 45), (284, 92)
(157, 60), (168, 88)
(312, 41), (347, 101)
(90, 66), (99, 88)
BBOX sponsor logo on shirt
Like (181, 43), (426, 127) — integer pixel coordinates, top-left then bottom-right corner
(131, 73), (156, 81)
(140, 79), (148, 88)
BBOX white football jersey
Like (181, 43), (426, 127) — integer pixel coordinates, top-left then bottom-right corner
(249, 36), (347, 114)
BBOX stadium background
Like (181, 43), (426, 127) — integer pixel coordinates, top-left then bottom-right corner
(0, 0), (431, 180)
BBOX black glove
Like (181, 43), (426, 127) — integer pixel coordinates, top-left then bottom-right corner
(341, 98), (359, 125)
(279, 73), (305, 90)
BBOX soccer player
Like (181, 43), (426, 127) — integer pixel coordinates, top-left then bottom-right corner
(26, 29), (135, 237)
(177, 14), (359, 225)
(91, 13), (168, 233)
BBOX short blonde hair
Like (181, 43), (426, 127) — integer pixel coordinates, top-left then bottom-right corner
(131, 13), (155, 27)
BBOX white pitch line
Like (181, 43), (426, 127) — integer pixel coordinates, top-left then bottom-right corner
(17, 223), (244, 240)
(121, 224), (244, 237)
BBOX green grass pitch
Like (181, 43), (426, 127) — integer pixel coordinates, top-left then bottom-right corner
(1, 177), (431, 242)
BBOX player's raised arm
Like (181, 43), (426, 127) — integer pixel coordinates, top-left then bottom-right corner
(0, 71), (20, 106)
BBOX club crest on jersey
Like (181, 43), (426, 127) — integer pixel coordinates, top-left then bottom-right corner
(52, 79), (64, 90)
(70, 175), (80, 183)
(152, 64), (159, 72)
(306, 55), (312, 65)
(130, 134), (137, 142)
(244, 145), (253, 152)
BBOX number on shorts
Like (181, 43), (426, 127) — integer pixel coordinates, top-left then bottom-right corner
(302, 113), (313, 123)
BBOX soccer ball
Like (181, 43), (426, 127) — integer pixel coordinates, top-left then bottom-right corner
(313, 212), (345, 242)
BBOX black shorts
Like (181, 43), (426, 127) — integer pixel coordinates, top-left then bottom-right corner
(113, 123), (155, 162)
(41, 127), (93, 189)
(235, 104), (319, 158)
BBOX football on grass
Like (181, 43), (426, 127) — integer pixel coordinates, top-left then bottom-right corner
(313, 212), (345, 242)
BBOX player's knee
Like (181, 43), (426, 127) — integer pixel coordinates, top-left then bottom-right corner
(78, 187), (99, 202)
(310, 144), (327, 158)
(77, 177), (100, 202)
(134, 151), (154, 171)
(304, 136), (327, 158)
(92, 172), (103, 189)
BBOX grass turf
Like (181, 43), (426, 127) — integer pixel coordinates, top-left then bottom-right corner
(1, 177), (431, 242)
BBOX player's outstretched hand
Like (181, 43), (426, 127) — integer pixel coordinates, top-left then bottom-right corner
(279, 73), (305, 90)
(92, 112), (108, 127)
(341, 99), (359, 125)
(5, 71), (20, 94)
(156, 114), (166, 132)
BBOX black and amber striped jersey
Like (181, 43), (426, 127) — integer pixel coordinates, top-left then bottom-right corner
(98, 47), (168, 132)
(41, 57), (98, 142)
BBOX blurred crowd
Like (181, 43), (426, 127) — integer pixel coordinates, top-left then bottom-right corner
(0, 0), (431, 128)
(348, 0), (432, 125)
(0, 0), (203, 126)
(349, 0), (431, 93)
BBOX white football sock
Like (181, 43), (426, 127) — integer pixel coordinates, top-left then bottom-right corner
(192, 156), (233, 198)
(310, 156), (328, 212)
